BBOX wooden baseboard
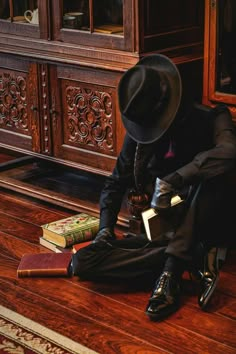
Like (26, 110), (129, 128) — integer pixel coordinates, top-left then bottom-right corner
(0, 159), (129, 228)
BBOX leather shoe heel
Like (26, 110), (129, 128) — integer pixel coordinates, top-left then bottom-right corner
(146, 271), (181, 321)
(198, 247), (220, 310)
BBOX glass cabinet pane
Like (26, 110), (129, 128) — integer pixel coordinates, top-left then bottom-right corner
(217, 0), (236, 94)
(0, 0), (38, 24)
(93, 0), (123, 34)
(0, 1), (9, 19)
(63, 0), (89, 30)
(62, 0), (123, 35)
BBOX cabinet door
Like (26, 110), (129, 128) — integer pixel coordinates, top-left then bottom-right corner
(50, 64), (125, 174)
(140, 0), (204, 53)
(0, 55), (40, 152)
(51, 0), (134, 51)
(203, 0), (236, 118)
(0, 0), (49, 39)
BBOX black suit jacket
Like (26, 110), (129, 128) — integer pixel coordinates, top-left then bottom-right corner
(99, 104), (236, 229)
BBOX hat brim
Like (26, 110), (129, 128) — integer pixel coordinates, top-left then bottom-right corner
(121, 54), (182, 144)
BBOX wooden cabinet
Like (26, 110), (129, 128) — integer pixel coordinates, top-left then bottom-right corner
(0, 0), (49, 39)
(203, 0), (236, 120)
(52, 0), (132, 51)
(50, 64), (123, 173)
(0, 54), (40, 153)
(0, 0), (205, 175)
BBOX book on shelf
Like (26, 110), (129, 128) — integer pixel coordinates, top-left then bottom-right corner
(39, 236), (91, 254)
(41, 213), (99, 248)
(17, 252), (72, 278)
(142, 195), (184, 242)
(94, 24), (123, 34)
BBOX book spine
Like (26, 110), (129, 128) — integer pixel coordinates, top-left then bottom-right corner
(39, 237), (58, 252)
(63, 224), (99, 247)
(17, 268), (70, 278)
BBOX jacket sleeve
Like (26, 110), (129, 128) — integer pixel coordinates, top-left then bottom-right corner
(176, 105), (236, 185)
(99, 134), (137, 230)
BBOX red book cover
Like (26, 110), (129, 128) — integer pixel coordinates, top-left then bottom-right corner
(72, 241), (92, 253)
(17, 252), (72, 278)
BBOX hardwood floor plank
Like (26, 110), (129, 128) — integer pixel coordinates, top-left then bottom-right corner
(222, 251), (236, 275)
(217, 300), (236, 320)
(0, 250), (235, 354)
(0, 154), (15, 163)
(0, 153), (235, 354)
(0, 213), (41, 243)
(0, 280), (168, 354)
(0, 223), (236, 352)
(0, 231), (49, 259)
(218, 272), (236, 297)
(0, 163), (129, 227)
(0, 188), (72, 222)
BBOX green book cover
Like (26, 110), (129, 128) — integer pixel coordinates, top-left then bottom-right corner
(41, 213), (99, 248)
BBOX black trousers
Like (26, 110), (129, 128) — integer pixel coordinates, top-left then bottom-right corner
(72, 172), (235, 280)
(72, 235), (167, 280)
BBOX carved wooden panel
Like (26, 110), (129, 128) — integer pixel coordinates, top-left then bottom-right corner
(62, 82), (114, 154)
(51, 64), (124, 174)
(0, 56), (40, 152)
(0, 69), (29, 135)
(38, 63), (51, 155)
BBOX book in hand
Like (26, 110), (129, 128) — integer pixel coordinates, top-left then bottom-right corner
(17, 252), (72, 278)
(41, 213), (99, 248)
(142, 195), (184, 242)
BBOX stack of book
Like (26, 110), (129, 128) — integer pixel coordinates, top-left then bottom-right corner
(17, 212), (99, 278)
(40, 212), (99, 252)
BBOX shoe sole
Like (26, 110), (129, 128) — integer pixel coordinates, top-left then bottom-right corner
(145, 303), (180, 321)
(199, 275), (219, 311)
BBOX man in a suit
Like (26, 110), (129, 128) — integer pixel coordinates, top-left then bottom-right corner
(72, 54), (236, 321)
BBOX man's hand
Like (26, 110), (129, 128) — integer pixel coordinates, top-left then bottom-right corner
(151, 177), (175, 211)
(92, 227), (116, 244)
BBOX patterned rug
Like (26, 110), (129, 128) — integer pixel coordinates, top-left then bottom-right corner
(0, 305), (97, 354)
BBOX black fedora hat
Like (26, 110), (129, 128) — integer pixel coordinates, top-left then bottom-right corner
(118, 54), (182, 144)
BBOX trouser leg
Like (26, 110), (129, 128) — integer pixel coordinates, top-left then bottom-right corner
(166, 173), (234, 261)
(195, 173), (236, 248)
(72, 235), (167, 280)
(165, 183), (201, 261)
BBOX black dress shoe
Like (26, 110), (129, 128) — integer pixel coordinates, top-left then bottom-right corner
(146, 271), (181, 321)
(198, 247), (219, 310)
(92, 227), (116, 243)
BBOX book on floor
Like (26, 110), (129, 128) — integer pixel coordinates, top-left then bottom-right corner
(39, 236), (91, 253)
(17, 252), (72, 278)
(72, 241), (92, 253)
(41, 213), (99, 248)
(39, 237), (71, 253)
(142, 195), (184, 242)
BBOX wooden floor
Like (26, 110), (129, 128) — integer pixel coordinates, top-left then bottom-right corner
(0, 151), (236, 353)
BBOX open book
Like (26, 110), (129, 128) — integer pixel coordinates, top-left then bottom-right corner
(142, 195), (183, 241)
